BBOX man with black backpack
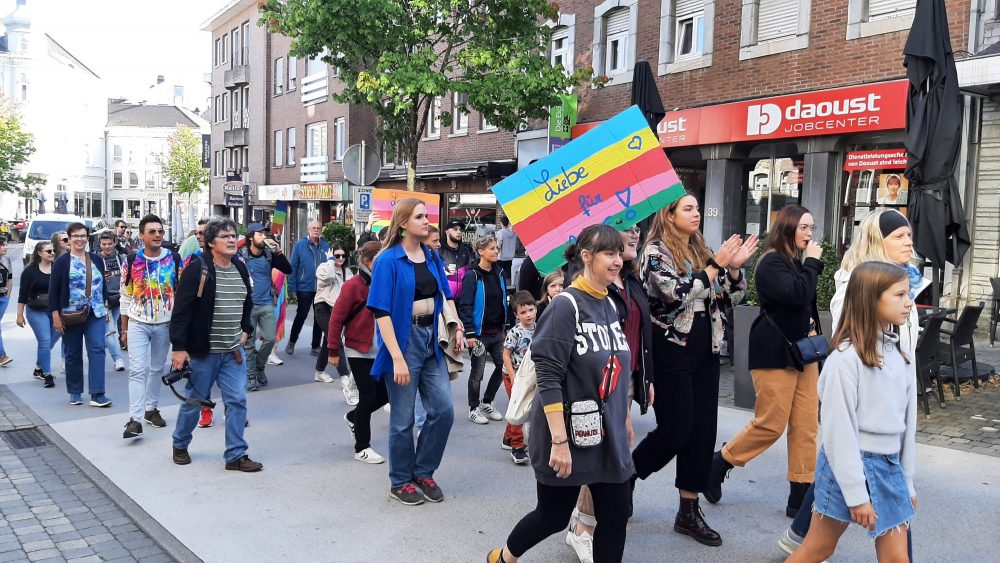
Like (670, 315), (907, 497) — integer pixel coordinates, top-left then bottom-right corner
(239, 223), (292, 391)
(119, 215), (183, 439)
(97, 231), (126, 371)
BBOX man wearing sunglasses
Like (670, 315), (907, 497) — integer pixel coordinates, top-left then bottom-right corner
(119, 215), (183, 439)
(238, 223), (291, 391)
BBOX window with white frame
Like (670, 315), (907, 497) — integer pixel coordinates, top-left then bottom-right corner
(288, 56), (297, 91)
(129, 172), (139, 189)
(551, 25), (573, 74)
(214, 38), (221, 67)
(241, 21), (250, 63)
(113, 145), (122, 162)
(214, 96), (220, 122)
(113, 171), (122, 189)
(306, 56), (325, 76)
(306, 122), (328, 158)
(334, 117), (346, 160)
(287, 128), (296, 165)
(481, 114), (497, 132)
(675, 0), (705, 59)
(222, 33), (228, 64)
(452, 92), (469, 134)
(846, 0), (917, 39)
(274, 130), (283, 167)
(740, 0), (810, 60)
(593, 1), (637, 85)
(232, 90), (241, 125)
(274, 57), (285, 95)
(426, 96), (442, 138)
(231, 27), (240, 65)
(222, 92), (229, 122)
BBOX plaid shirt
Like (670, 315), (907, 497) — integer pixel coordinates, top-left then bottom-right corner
(640, 241), (746, 354)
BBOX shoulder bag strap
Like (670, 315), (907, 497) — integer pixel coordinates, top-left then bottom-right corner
(761, 307), (793, 348)
(84, 253), (92, 299)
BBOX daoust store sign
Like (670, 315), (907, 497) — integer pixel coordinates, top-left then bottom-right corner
(572, 80), (908, 148)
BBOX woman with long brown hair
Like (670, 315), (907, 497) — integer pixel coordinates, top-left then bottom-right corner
(366, 199), (464, 506)
(17, 241), (60, 388)
(706, 205), (824, 518)
(630, 193), (756, 547)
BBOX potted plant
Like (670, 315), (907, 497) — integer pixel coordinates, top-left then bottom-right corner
(731, 237), (839, 409)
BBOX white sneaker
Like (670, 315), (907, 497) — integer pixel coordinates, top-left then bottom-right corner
(480, 402), (503, 421)
(315, 371), (334, 383)
(341, 375), (359, 406)
(267, 353), (284, 366)
(565, 529), (594, 563)
(468, 408), (488, 425)
(114, 358), (125, 371)
(354, 447), (385, 464)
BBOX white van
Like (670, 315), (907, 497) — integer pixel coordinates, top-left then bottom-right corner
(20, 213), (86, 265)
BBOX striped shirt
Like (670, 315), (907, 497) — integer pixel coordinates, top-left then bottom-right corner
(209, 264), (247, 353)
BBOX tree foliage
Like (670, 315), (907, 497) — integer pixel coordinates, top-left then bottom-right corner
(0, 98), (44, 193)
(159, 126), (209, 196)
(259, 0), (590, 189)
(323, 220), (357, 253)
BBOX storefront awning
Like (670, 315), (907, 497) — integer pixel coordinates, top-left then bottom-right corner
(956, 42), (1000, 97)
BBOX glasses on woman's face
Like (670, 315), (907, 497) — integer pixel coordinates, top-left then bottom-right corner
(43, 249), (54, 254)
(797, 224), (817, 233)
(334, 253), (346, 259)
(70, 234), (88, 240)
(60, 237), (69, 243)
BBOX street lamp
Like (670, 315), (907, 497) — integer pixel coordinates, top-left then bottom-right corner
(241, 165), (250, 229)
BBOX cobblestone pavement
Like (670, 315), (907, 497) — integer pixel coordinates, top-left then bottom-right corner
(0, 386), (191, 563)
(719, 340), (1000, 458)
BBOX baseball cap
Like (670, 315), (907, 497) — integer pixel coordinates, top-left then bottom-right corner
(446, 220), (464, 230)
(248, 223), (268, 234)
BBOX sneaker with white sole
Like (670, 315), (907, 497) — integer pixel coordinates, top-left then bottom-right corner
(468, 407), (488, 425)
(114, 358), (125, 371)
(341, 375), (359, 406)
(267, 353), (284, 366)
(565, 529), (595, 563)
(315, 371), (334, 383)
(480, 402), (503, 421)
(778, 529), (803, 556)
(354, 448), (385, 464)
(344, 412), (355, 435)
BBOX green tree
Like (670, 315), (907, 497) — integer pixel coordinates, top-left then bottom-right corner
(0, 99), (44, 193)
(259, 0), (590, 189)
(159, 126), (209, 196)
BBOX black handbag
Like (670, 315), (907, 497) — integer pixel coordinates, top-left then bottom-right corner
(26, 294), (49, 311)
(763, 308), (828, 372)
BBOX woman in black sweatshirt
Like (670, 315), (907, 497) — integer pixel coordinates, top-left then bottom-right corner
(17, 241), (60, 388)
(706, 205), (824, 518)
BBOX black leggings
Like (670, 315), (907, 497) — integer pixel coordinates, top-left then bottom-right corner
(345, 358), (387, 453)
(506, 481), (630, 562)
(631, 314), (720, 492)
(290, 291), (321, 348)
(313, 302), (350, 376)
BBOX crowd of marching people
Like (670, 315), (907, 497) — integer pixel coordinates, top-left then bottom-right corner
(2, 193), (924, 562)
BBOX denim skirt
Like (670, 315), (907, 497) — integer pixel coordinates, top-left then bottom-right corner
(813, 447), (915, 539)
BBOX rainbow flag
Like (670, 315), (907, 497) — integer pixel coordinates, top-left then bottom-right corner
(493, 106), (685, 273)
(272, 201), (288, 236)
(371, 189), (440, 227)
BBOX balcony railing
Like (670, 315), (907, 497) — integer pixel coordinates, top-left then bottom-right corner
(301, 71), (328, 106)
(300, 155), (328, 183)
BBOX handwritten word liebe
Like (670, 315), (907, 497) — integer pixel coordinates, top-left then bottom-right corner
(533, 166), (590, 202)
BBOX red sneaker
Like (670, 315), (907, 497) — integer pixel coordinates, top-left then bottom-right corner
(198, 407), (214, 428)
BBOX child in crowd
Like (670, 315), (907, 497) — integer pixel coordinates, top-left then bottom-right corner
(787, 261), (917, 563)
(535, 271), (564, 320)
(501, 290), (537, 465)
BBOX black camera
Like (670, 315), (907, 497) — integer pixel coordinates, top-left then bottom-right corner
(162, 364), (216, 409)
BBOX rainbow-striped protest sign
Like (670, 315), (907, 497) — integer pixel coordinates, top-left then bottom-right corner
(492, 105), (685, 273)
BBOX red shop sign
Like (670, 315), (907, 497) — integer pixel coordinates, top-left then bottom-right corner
(572, 80), (908, 149)
(842, 148), (908, 171)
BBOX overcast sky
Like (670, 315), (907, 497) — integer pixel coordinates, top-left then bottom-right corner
(4, 0), (216, 110)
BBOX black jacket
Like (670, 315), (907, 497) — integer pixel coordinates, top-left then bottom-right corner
(170, 255), (254, 358)
(748, 253), (823, 370)
(608, 270), (655, 414)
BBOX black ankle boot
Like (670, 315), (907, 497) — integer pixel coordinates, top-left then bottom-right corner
(674, 497), (722, 547)
(704, 450), (733, 504)
(786, 481), (810, 518)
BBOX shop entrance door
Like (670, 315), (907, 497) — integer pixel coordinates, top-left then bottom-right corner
(743, 143), (803, 236)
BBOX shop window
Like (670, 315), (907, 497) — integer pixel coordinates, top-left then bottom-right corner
(659, 1), (714, 74)
(593, 0), (637, 86)
(846, 0), (917, 39)
(111, 199), (125, 218)
(445, 193), (499, 243)
(127, 199), (142, 220)
(838, 144), (909, 249)
(742, 144), (803, 237)
(739, 0), (810, 61)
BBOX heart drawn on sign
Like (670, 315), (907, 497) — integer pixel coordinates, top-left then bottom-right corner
(627, 135), (643, 151)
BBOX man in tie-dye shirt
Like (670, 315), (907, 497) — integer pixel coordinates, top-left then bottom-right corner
(120, 214), (182, 440)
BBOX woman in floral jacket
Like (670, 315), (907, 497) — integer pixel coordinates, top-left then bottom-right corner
(629, 193), (757, 547)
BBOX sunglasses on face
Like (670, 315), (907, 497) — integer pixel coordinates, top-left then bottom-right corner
(43, 249), (54, 254)
(60, 237), (69, 242)
(334, 253), (346, 258)
(146, 229), (165, 235)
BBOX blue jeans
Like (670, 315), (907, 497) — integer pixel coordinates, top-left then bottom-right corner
(63, 312), (106, 396)
(385, 323), (454, 487)
(172, 349), (249, 462)
(126, 321), (168, 422)
(104, 306), (121, 362)
(0, 296), (8, 356)
(414, 391), (427, 429)
(25, 308), (61, 373)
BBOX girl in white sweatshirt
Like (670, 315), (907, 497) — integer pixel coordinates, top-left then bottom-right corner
(787, 261), (917, 563)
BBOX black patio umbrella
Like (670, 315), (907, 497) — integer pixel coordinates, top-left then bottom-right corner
(903, 0), (971, 307)
(630, 61), (665, 135)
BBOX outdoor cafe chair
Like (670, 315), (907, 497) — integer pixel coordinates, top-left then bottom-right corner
(915, 312), (947, 417)
(937, 302), (986, 397)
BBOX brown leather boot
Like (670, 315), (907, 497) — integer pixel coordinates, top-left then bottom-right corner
(674, 497), (722, 546)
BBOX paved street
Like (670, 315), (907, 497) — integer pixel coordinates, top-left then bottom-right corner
(0, 245), (998, 562)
